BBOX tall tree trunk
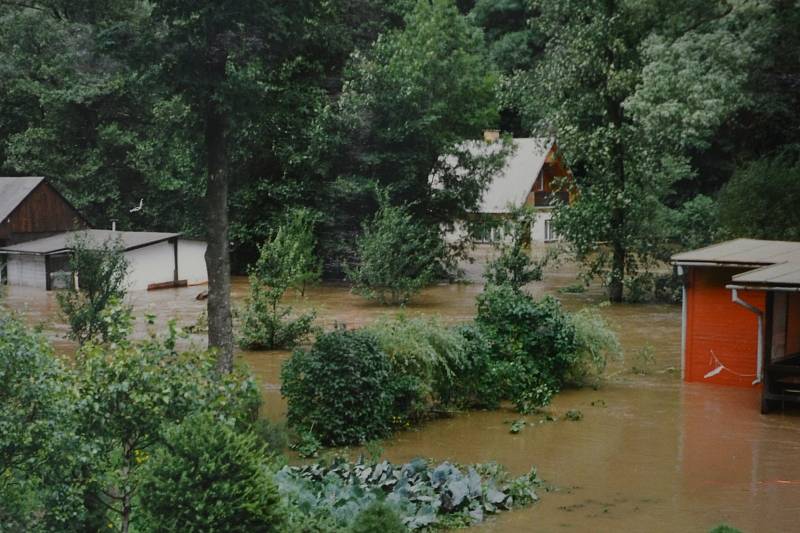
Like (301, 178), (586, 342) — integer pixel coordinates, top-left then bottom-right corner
(205, 90), (234, 373)
(608, 227), (625, 302)
(605, 0), (626, 303)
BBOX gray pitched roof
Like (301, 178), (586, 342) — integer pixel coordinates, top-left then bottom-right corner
(672, 238), (800, 289)
(478, 138), (553, 213)
(435, 138), (554, 214)
(671, 238), (800, 266)
(0, 177), (45, 222)
(732, 261), (800, 286)
(0, 229), (180, 255)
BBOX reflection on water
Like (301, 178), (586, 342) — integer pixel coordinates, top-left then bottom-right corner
(3, 251), (799, 532)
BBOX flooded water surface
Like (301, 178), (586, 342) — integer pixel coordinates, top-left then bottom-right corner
(3, 253), (799, 532)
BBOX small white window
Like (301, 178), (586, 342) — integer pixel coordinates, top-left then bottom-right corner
(544, 219), (556, 242)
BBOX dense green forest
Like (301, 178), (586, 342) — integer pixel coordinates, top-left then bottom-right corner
(1, 0), (798, 281)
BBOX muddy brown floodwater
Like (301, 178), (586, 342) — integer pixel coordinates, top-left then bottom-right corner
(3, 250), (799, 532)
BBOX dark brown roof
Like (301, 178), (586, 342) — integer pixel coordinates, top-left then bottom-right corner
(0, 177), (45, 222)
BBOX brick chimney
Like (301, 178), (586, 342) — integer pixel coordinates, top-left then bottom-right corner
(483, 129), (500, 143)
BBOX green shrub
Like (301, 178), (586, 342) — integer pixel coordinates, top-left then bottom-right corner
(281, 329), (394, 445)
(238, 279), (317, 350)
(709, 526), (743, 533)
(566, 307), (622, 386)
(654, 270), (683, 303)
(346, 200), (444, 305)
(442, 324), (501, 409)
(239, 211), (320, 350)
(623, 272), (655, 303)
(483, 206), (542, 289)
(350, 501), (407, 533)
(57, 233), (131, 345)
(253, 419), (290, 454)
(138, 412), (286, 532)
(0, 312), (86, 531)
(475, 285), (577, 413)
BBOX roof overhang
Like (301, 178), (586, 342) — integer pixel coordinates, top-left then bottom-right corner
(0, 230), (182, 256)
(671, 261), (767, 268)
(726, 283), (800, 293)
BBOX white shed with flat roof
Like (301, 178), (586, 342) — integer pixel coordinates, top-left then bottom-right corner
(0, 229), (207, 291)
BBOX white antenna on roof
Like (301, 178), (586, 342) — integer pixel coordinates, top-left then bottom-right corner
(130, 198), (143, 213)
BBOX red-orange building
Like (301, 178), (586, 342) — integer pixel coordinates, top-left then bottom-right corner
(673, 239), (800, 412)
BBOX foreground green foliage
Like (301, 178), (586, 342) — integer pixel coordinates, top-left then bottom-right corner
(138, 412), (285, 532)
(0, 311), (262, 532)
(57, 233), (131, 346)
(347, 201), (445, 305)
(0, 313), (83, 531)
(276, 457), (541, 531)
(282, 329), (395, 445)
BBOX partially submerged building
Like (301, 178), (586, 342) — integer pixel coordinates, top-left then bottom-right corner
(441, 132), (573, 245)
(0, 230), (207, 291)
(672, 239), (800, 412)
(0, 176), (207, 291)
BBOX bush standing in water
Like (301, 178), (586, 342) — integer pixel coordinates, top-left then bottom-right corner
(483, 205), (543, 290)
(239, 208), (321, 350)
(347, 197), (445, 305)
(57, 233), (132, 346)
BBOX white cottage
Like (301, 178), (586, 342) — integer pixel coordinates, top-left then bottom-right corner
(440, 132), (573, 245)
(0, 229), (207, 291)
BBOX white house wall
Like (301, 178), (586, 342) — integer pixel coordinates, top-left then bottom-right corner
(124, 240), (175, 291)
(6, 254), (46, 288)
(177, 239), (208, 285)
(531, 210), (554, 243)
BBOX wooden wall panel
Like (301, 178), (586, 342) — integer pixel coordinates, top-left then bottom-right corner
(685, 266), (764, 387)
(0, 183), (86, 242)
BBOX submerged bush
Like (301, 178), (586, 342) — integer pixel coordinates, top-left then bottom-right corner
(57, 233), (131, 346)
(238, 280), (317, 350)
(476, 285), (576, 412)
(281, 329), (394, 445)
(567, 307), (622, 386)
(346, 201), (445, 305)
(138, 412), (286, 532)
(441, 324), (501, 409)
(239, 213), (320, 350)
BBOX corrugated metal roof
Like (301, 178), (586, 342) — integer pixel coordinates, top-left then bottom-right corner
(732, 262), (800, 286)
(477, 138), (553, 213)
(671, 238), (800, 265)
(0, 177), (44, 222)
(0, 229), (180, 255)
